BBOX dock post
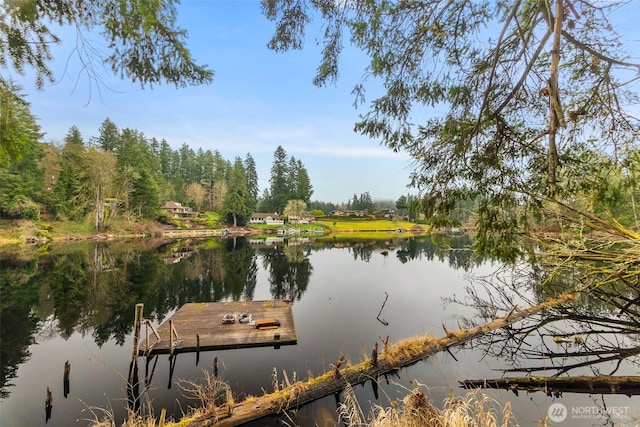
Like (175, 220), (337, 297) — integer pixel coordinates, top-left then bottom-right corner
(196, 334), (200, 366)
(63, 361), (70, 398)
(169, 320), (174, 356)
(131, 303), (144, 361)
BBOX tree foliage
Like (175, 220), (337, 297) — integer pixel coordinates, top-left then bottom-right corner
(0, 0), (213, 90)
(244, 153), (259, 211)
(262, 0), (640, 253)
(264, 145), (313, 213)
(222, 157), (251, 226)
(0, 82), (41, 167)
(283, 199), (307, 220)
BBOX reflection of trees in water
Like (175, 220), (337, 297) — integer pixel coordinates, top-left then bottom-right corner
(349, 244), (373, 262)
(259, 244), (312, 302)
(395, 234), (480, 269)
(0, 234), (479, 398)
(0, 257), (40, 398)
(221, 237), (258, 300)
(313, 235), (479, 270)
(451, 260), (640, 378)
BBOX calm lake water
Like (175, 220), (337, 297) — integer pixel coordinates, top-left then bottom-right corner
(1, 235), (638, 426)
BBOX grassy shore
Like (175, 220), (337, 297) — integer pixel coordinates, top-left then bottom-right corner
(0, 216), (429, 248)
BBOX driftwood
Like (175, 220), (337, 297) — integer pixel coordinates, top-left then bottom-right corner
(179, 293), (577, 427)
(460, 375), (640, 397)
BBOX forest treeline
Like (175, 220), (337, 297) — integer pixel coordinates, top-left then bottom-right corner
(0, 105), (404, 230)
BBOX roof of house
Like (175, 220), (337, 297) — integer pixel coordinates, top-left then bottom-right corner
(251, 212), (282, 219)
(160, 201), (192, 210)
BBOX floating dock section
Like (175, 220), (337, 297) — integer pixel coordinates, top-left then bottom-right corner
(138, 299), (296, 356)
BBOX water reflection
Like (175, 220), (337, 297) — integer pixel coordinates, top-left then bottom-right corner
(451, 260), (640, 400)
(6, 233), (557, 427)
(0, 234), (475, 402)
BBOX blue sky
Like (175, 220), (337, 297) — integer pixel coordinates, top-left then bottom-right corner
(13, 1), (413, 204)
(11, 1), (640, 204)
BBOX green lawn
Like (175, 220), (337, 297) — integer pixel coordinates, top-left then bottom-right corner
(316, 218), (421, 232)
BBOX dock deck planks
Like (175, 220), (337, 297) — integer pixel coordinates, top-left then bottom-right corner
(138, 299), (296, 355)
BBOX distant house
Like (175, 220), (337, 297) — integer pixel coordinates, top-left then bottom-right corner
(249, 212), (285, 225)
(380, 208), (396, 218)
(331, 209), (364, 217)
(160, 201), (195, 218)
(288, 214), (316, 224)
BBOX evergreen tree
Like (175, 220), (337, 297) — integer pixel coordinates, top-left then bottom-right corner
(116, 128), (162, 217)
(222, 157), (251, 226)
(293, 159), (313, 204)
(308, 200), (336, 214)
(349, 193), (358, 210)
(158, 139), (173, 179)
(244, 153), (259, 211)
(0, 83), (42, 166)
(257, 188), (271, 212)
(360, 191), (374, 212)
(53, 126), (86, 219)
(0, 84), (44, 216)
(179, 143), (196, 182)
(268, 145), (290, 214)
(93, 118), (119, 152)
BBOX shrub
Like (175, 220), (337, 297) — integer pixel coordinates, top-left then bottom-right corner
(23, 203), (40, 221)
(6, 196), (40, 220)
(36, 229), (51, 239)
(157, 212), (172, 224)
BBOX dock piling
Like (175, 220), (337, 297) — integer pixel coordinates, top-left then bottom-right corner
(196, 334), (200, 365)
(169, 320), (174, 356)
(131, 303), (144, 363)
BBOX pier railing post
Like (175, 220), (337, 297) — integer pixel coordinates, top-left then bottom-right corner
(169, 319), (174, 356)
(131, 303), (144, 361)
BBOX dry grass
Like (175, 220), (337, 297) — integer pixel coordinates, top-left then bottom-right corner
(87, 366), (516, 427)
(383, 334), (439, 366)
(84, 403), (162, 427)
(340, 383), (515, 427)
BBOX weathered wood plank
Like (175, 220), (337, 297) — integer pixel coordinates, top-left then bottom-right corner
(139, 300), (296, 355)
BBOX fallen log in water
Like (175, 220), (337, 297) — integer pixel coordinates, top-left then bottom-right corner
(179, 293), (577, 426)
(460, 375), (640, 396)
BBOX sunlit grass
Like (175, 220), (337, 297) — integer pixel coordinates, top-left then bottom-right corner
(317, 218), (418, 231)
(200, 211), (221, 228)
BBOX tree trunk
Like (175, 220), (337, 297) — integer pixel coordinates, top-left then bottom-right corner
(460, 375), (640, 396)
(94, 189), (104, 231)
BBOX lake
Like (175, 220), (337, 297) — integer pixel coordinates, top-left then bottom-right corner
(1, 235), (638, 426)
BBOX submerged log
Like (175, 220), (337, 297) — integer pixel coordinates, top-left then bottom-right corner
(460, 375), (640, 396)
(181, 293), (577, 426)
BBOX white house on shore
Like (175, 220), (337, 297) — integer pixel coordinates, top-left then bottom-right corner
(249, 212), (285, 225)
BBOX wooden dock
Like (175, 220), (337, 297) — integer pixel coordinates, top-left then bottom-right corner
(138, 300), (297, 356)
